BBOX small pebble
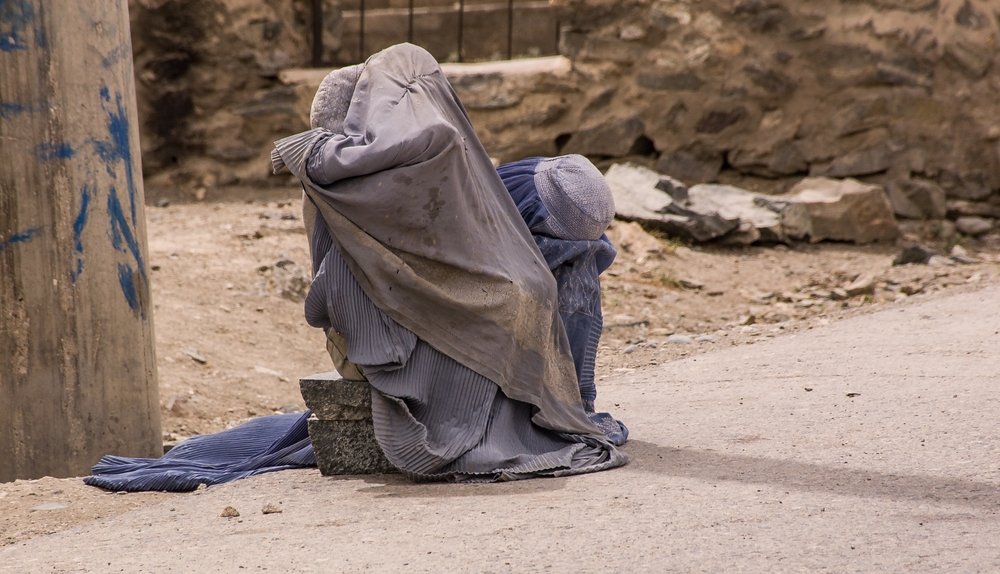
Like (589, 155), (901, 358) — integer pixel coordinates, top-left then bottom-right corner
(695, 334), (719, 343)
(221, 506), (240, 518)
(666, 334), (693, 345)
(262, 503), (283, 515)
(183, 348), (207, 365)
(30, 502), (68, 511)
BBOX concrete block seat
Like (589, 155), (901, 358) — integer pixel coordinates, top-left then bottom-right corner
(299, 372), (397, 475)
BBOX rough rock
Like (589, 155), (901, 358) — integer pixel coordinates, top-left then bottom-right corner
(844, 274), (877, 297)
(695, 107), (749, 134)
(949, 244), (979, 264)
(563, 116), (646, 157)
(810, 143), (892, 178)
(637, 71), (704, 91)
(605, 163), (671, 214)
(955, 216), (995, 236)
(605, 163), (739, 242)
(261, 503), (283, 514)
(727, 140), (807, 178)
(606, 221), (665, 261)
(299, 373), (371, 421)
(307, 418), (396, 476)
(183, 348), (208, 365)
(299, 372), (396, 475)
(686, 184), (785, 243)
(939, 170), (996, 201)
(608, 164), (906, 245)
(943, 39), (993, 79)
(775, 177), (899, 243)
(887, 179), (947, 220)
(893, 244), (937, 266)
(656, 144), (723, 183)
(946, 200), (1000, 219)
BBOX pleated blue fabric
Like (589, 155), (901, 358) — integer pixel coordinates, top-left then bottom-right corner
(497, 158), (617, 414)
(84, 412), (314, 492)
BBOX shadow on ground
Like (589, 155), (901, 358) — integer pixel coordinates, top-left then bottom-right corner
(626, 439), (999, 510)
(346, 473), (570, 499)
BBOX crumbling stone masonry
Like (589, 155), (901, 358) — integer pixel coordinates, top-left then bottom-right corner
(130, 0), (1000, 228)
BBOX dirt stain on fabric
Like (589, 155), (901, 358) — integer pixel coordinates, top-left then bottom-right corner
(423, 186), (444, 221)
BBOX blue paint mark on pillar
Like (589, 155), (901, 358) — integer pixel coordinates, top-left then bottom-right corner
(107, 187), (145, 274)
(0, 102), (36, 119)
(0, 0), (35, 52)
(93, 86), (138, 226)
(92, 85), (148, 315)
(37, 142), (75, 161)
(70, 185), (92, 282)
(107, 187), (146, 316)
(0, 226), (42, 252)
(101, 44), (128, 69)
(116, 263), (140, 312)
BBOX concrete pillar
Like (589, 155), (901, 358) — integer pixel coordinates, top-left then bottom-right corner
(0, 0), (161, 481)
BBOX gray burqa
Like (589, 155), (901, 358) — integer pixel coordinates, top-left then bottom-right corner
(273, 43), (626, 480)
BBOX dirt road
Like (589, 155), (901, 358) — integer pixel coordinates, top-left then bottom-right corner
(3, 283), (997, 573)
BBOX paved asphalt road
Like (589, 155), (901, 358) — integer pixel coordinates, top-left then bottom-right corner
(3, 286), (998, 573)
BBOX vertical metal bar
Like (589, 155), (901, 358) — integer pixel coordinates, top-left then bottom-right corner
(507, 0), (514, 60)
(408, 0), (414, 44)
(457, 0), (464, 62)
(311, 0), (324, 67)
(359, 0), (366, 60)
(555, 17), (560, 55)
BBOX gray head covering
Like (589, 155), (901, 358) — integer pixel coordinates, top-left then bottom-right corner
(272, 64), (365, 175)
(310, 64), (364, 132)
(533, 154), (615, 241)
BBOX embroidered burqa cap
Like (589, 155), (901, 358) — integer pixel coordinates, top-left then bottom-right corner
(273, 44), (616, 444)
(533, 155), (615, 241)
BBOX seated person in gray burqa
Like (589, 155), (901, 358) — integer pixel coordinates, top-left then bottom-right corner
(84, 43), (627, 492)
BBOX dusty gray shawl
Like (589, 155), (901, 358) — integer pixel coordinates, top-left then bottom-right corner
(273, 44), (605, 440)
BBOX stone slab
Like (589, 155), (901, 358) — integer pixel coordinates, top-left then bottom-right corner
(307, 417), (396, 476)
(773, 177), (899, 243)
(299, 372), (372, 421)
(687, 183), (785, 243)
(606, 163), (739, 242)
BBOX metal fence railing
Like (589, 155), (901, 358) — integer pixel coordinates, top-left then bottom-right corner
(310, 0), (558, 67)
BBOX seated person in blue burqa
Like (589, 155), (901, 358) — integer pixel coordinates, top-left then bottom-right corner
(85, 43), (628, 491)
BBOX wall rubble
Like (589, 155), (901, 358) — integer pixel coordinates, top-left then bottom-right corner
(130, 0), (1000, 226)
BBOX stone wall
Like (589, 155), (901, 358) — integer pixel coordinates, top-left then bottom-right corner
(548, 0), (1000, 215)
(130, 0), (308, 188)
(130, 0), (1000, 222)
